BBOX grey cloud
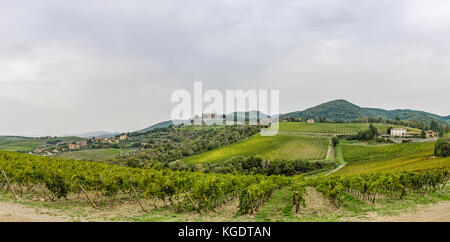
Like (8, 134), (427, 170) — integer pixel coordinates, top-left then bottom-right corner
(0, 0), (449, 136)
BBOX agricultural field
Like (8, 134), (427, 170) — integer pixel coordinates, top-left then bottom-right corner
(279, 122), (396, 134)
(0, 137), (44, 152)
(334, 141), (450, 176)
(182, 134), (330, 163)
(55, 148), (137, 161)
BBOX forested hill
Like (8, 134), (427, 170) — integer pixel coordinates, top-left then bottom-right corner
(281, 99), (449, 125)
(282, 99), (374, 121)
(363, 108), (448, 125)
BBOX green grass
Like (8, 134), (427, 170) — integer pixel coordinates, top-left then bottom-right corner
(56, 148), (136, 161)
(335, 143), (347, 166)
(279, 122), (394, 134)
(182, 134), (330, 163)
(255, 187), (296, 222)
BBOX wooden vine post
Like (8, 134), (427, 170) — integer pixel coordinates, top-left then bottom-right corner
(248, 192), (254, 214)
(2, 171), (19, 200)
(294, 191), (300, 213)
(38, 183), (54, 201)
(130, 182), (147, 212)
(77, 182), (97, 209)
(184, 191), (199, 212)
(441, 176), (449, 192)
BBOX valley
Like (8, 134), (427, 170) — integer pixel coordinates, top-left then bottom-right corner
(0, 100), (449, 222)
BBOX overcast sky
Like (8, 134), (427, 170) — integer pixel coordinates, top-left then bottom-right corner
(1, 0), (449, 136)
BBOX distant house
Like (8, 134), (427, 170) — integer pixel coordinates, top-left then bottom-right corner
(391, 128), (407, 137)
(426, 130), (436, 138)
(119, 134), (128, 140)
(76, 140), (87, 147)
(94, 137), (106, 142)
(69, 142), (82, 150)
(68, 143), (81, 150)
(306, 118), (315, 123)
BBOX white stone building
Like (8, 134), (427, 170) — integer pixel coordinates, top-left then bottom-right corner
(391, 128), (407, 137)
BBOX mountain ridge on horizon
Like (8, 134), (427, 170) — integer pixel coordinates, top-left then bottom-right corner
(62, 131), (119, 138)
(281, 99), (449, 125)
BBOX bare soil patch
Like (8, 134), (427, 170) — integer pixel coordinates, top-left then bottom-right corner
(364, 201), (450, 222)
(0, 201), (71, 222)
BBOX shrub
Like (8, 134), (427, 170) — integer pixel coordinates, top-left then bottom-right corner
(352, 124), (379, 141)
(331, 137), (339, 147)
(434, 135), (450, 157)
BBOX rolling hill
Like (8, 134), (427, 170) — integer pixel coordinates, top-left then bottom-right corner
(282, 99), (374, 121)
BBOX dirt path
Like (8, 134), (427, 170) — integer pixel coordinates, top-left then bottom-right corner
(325, 145), (333, 160)
(324, 164), (345, 176)
(0, 201), (70, 222)
(365, 202), (450, 222)
(301, 187), (338, 215)
(324, 146), (345, 176)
